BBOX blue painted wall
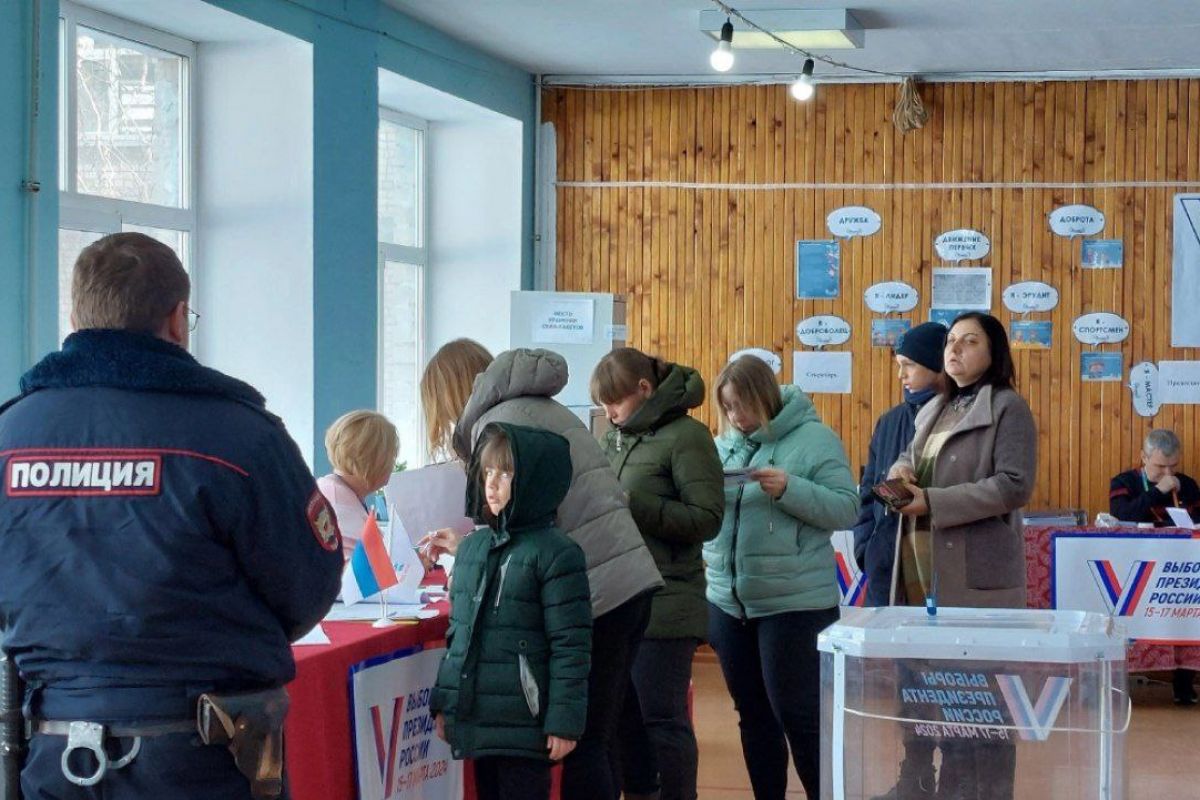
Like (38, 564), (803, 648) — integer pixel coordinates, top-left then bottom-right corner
(0, 0), (536, 473)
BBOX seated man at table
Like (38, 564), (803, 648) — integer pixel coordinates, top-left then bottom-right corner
(1109, 429), (1200, 527)
(1109, 428), (1200, 705)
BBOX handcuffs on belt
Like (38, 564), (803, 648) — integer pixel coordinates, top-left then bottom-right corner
(37, 718), (192, 787)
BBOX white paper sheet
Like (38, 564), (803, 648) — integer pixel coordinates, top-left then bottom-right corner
(293, 624), (331, 645)
(1158, 361), (1200, 404)
(324, 602), (438, 622)
(381, 536), (427, 604)
(792, 351), (853, 394)
(384, 463), (476, 548)
(1172, 195), (1200, 346)
(530, 296), (595, 345)
(1166, 508), (1196, 530)
(932, 267), (992, 310)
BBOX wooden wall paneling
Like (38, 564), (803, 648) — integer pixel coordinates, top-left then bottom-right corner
(548, 80), (1200, 513)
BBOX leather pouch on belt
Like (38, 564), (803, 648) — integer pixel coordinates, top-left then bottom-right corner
(196, 687), (290, 799)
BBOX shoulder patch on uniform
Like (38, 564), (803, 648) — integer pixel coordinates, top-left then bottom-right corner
(307, 489), (342, 552)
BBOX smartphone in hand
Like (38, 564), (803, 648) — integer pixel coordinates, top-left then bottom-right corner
(872, 478), (915, 510)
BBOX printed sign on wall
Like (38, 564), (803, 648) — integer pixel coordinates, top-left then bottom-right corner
(1002, 281), (1059, 314)
(1158, 361), (1200, 404)
(1048, 204), (1105, 238)
(1128, 361), (1161, 417)
(792, 351), (852, 394)
(729, 347), (782, 375)
(934, 229), (990, 262)
(864, 281), (919, 313)
(827, 206), (882, 239)
(1072, 313), (1130, 345)
(932, 267), (992, 310)
(795, 315), (852, 348)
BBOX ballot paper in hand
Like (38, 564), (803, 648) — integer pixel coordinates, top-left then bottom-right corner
(724, 468), (754, 488)
(1166, 507), (1197, 529)
(384, 463), (475, 547)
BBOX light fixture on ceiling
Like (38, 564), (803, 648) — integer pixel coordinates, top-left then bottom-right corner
(700, 9), (863, 51)
(710, 17), (735, 71)
(790, 58), (815, 101)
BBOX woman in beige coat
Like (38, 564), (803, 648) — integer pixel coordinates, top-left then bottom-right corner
(878, 312), (1036, 800)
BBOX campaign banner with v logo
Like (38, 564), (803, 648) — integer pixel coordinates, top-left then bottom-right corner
(351, 646), (461, 800)
(830, 530), (867, 606)
(1087, 558), (1155, 616)
(1052, 531), (1200, 644)
(995, 674), (1073, 742)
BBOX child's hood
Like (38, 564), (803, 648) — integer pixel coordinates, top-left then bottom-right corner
(466, 422), (573, 532)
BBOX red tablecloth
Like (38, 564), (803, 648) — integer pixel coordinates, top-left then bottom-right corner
(1024, 525), (1200, 671)
(286, 613), (449, 800)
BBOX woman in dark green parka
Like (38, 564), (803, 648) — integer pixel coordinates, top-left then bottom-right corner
(431, 423), (592, 800)
(591, 348), (725, 800)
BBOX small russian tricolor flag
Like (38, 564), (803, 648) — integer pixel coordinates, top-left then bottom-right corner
(340, 511), (399, 605)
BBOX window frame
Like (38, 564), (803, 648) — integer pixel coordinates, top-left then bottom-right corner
(376, 107), (430, 465)
(58, 1), (197, 263)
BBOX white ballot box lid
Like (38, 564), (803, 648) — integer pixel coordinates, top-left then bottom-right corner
(817, 606), (1127, 664)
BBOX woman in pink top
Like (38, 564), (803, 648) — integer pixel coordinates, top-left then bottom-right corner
(316, 410), (400, 558)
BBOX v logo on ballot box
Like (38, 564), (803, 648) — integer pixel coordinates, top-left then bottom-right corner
(1088, 559), (1156, 616)
(995, 675), (1072, 742)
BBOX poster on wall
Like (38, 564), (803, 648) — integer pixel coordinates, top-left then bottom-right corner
(931, 267), (992, 310)
(1081, 352), (1123, 382)
(795, 315), (852, 348)
(796, 240), (841, 299)
(933, 229), (990, 262)
(351, 647), (462, 800)
(1080, 239), (1123, 269)
(1128, 361), (1161, 418)
(864, 281), (919, 313)
(827, 206), (882, 239)
(871, 319), (912, 347)
(1158, 361), (1200, 404)
(530, 297), (595, 345)
(929, 308), (972, 328)
(729, 347), (782, 374)
(1172, 194), (1200, 346)
(1002, 281), (1059, 314)
(1048, 204), (1105, 238)
(793, 351), (852, 394)
(1010, 320), (1052, 350)
(1072, 313), (1130, 345)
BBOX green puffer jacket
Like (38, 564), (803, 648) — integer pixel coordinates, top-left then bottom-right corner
(704, 385), (859, 618)
(431, 423), (592, 761)
(601, 364), (724, 639)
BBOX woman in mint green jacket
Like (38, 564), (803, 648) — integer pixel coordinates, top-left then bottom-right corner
(704, 355), (858, 800)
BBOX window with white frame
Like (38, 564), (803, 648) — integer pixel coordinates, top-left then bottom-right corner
(57, 2), (194, 343)
(378, 109), (427, 469)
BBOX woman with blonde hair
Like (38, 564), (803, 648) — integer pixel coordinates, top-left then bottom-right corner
(705, 355), (858, 800)
(419, 339), (662, 800)
(317, 410), (399, 558)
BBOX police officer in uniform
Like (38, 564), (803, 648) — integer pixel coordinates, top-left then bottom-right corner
(0, 233), (343, 798)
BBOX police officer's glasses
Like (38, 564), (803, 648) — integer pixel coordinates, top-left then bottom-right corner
(186, 305), (201, 331)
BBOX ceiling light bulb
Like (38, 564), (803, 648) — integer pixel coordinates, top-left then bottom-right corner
(790, 58), (816, 101)
(710, 19), (734, 72)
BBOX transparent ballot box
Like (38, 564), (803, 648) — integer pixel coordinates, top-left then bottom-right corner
(818, 607), (1128, 800)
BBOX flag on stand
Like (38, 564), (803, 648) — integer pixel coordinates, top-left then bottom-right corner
(341, 510), (399, 605)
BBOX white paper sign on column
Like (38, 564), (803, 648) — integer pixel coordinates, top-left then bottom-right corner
(1159, 361), (1200, 404)
(531, 297), (595, 345)
(793, 351), (852, 394)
